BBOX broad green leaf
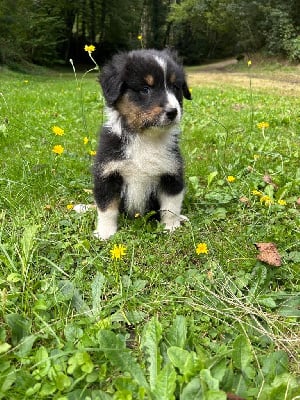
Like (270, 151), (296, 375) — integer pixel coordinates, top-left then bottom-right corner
(211, 358), (227, 383)
(180, 377), (202, 400)
(21, 224), (38, 264)
(152, 363), (176, 400)
(16, 334), (36, 357)
(0, 368), (16, 394)
(35, 346), (50, 377)
(166, 315), (187, 348)
(141, 317), (162, 390)
(58, 280), (89, 313)
(232, 334), (253, 372)
(5, 313), (31, 346)
(91, 272), (106, 316)
(261, 351), (289, 382)
(97, 330), (150, 392)
(206, 390), (226, 400)
(0, 343), (11, 354)
(167, 346), (198, 379)
(207, 171), (218, 187)
(200, 369), (219, 391)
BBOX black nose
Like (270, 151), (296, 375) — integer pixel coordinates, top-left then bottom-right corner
(166, 108), (178, 121)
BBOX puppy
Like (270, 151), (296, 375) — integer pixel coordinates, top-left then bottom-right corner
(93, 49), (191, 240)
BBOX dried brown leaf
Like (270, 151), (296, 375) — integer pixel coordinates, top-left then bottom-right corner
(263, 174), (278, 189)
(227, 393), (246, 400)
(255, 242), (281, 267)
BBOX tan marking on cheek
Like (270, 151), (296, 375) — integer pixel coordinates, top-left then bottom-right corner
(117, 95), (143, 128)
(144, 74), (154, 86)
(117, 95), (163, 130)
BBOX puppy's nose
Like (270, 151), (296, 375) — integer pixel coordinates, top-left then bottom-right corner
(166, 108), (178, 121)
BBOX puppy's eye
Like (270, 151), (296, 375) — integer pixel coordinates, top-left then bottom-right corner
(140, 86), (151, 94)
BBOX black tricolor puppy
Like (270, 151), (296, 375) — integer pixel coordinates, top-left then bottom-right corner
(93, 49), (192, 240)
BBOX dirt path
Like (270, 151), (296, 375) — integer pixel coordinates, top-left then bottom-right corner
(187, 58), (300, 95)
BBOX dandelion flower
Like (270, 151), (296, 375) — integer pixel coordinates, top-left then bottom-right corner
(84, 44), (95, 53)
(52, 145), (64, 155)
(260, 195), (273, 206)
(52, 125), (64, 136)
(253, 154), (260, 161)
(277, 199), (287, 206)
(247, 60), (252, 67)
(252, 189), (263, 196)
(83, 136), (89, 145)
(257, 122), (270, 129)
(137, 35), (143, 41)
(89, 150), (96, 156)
(67, 204), (74, 210)
(196, 243), (208, 255)
(227, 176), (236, 183)
(110, 244), (127, 261)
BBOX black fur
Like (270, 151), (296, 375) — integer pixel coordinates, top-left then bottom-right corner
(93, 49), (191, 239)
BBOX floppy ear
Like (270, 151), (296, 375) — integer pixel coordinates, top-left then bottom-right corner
(183, 81), (192, 100)
(99, 53), (127, 106)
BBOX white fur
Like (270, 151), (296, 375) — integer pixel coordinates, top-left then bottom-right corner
(102, 127), (180, 216)
(105, 107), (123, 136)
(94, 206), (119, 240)
(159, 190), (187, 231)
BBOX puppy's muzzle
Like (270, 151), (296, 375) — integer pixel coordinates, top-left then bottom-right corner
(165, 107), (178, 121)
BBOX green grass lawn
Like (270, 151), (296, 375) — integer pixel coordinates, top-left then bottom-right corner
(0, 63), (300, 399)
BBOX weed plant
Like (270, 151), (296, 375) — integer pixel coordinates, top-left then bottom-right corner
(0, 59), (300, 399)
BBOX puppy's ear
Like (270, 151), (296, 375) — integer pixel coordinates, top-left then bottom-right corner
(183, 81), (192, 100)
(100, 53), (127, 106)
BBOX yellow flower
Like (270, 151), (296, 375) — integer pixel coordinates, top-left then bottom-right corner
(196, 243), (208, 255)
(260, 195), (273, 206)
(257, 122), (270, 129)
(24, 80), (29, 84)
(83, 136), (89, 145)
(89, 150), (96, 156)
(253, 154), (260, 161)
(252, 189), (263, 196)
(110, 244), (127, 261)
(227, 176), (236, 183)
(52, 125), (64, 136)
(247, 60), (252, 67)
(84, 44), (95, 53)
(277, 199), (287, 206)
(137, 35), (143, 41)
(67, 204), (74, 210)
(52, 145), (64, 155)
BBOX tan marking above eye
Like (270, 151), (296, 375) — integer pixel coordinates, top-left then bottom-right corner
(144, 74), (154, 86)
(170, 73), (177, 84)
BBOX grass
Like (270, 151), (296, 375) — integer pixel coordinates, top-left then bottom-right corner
(0, 60), (300, 399)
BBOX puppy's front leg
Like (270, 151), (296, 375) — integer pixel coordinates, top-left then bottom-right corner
(93, 173), (122, 240)
(94, 202), (119, 240)
(160, 190), (187, 231)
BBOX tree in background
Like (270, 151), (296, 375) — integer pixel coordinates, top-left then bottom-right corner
(0, 0), (299, 67)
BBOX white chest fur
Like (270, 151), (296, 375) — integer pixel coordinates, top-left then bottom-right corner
(103, 128), (180, 214)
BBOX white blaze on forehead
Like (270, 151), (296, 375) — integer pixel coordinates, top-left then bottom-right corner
(154, 55), (167, 83)
(154, 55), (181, 120)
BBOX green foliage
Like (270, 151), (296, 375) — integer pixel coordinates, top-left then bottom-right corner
(1, 0), (300, 66)
(0, 65), (300, 398)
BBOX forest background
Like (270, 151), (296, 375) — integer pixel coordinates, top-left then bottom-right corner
(0, 0), (300, 68)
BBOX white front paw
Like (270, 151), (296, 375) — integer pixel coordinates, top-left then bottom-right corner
(94, 224), (117, 240)
(163, 214), (189, 232)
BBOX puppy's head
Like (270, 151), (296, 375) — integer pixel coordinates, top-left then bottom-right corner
(100, 49), (191, 132)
